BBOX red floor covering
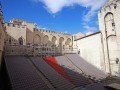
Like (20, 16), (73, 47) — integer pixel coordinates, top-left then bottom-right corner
(43, 56), (71, 81)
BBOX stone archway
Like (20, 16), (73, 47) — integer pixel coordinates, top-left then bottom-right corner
(34, 34), (41, 44)
(43, 35), (49, 44)
(52, 36), (57, 45)
(59, 37), (64, 45)
(66, 38), (71, 46)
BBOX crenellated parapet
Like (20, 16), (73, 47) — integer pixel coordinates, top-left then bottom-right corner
(34, 28), (72, 36)
(99, 0), (120, 15)
(98, 0), (120, 36)
(9, 19), (72, 36)
(5, 23), (26, 28)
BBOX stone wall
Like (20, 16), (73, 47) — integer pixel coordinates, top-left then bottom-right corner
(98, 0), (120, 76)
(5, 19), (75, 55)
(6, 19), (73, 47)
(74, 33), (105, 70)
(5, 23), (27, 45)
(0, 4), (5, 66)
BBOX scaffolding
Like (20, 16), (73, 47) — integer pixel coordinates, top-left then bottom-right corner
(5, 44), (78, 57)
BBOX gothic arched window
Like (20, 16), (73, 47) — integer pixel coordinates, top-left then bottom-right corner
(104, 12), (116, 36)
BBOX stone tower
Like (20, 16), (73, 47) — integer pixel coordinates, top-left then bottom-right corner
(98, 0), (120, 76)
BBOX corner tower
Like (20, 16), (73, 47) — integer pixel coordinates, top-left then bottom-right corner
(98, 0), (120, 76)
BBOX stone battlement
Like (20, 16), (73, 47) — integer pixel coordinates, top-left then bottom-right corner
(99, 0), (120, 14)
(6, 19), (72, 36)
(34, 28), (72, 36)
(6, 23), (26, 28)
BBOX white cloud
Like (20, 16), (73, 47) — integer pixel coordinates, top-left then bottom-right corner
(83, 10), (97, 22)
(33, 0), (107, 25)
(34, 0), (107, 14)
(33, 0), (107, 34)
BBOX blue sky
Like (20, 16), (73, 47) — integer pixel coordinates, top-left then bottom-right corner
(1, 0), (107, 34)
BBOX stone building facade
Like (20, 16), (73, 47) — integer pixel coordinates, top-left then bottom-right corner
(5, 19), (73, 46)
(0, 3), (5, 66)
(75, 0), (120, 77)
(6, 19), (73, 46)
(74, 32), (105, 70)
(5, 19), (75, 56)
(98, 0), (120, 76)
